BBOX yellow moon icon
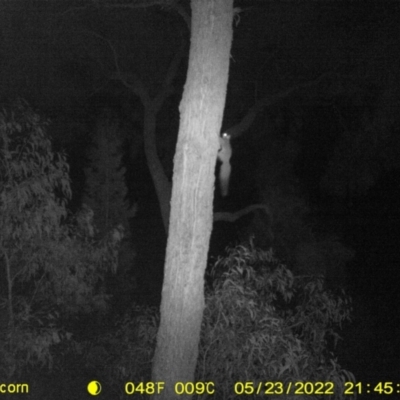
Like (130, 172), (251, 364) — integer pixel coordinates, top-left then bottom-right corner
(87, 381), (102, 395)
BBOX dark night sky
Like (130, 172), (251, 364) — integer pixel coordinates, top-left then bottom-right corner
(1, 0), (400, 393)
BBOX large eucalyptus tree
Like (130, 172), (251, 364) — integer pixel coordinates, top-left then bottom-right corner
(151, 1), (234, 398)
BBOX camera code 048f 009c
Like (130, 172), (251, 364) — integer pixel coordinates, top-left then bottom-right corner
(124, 381), (215, 396)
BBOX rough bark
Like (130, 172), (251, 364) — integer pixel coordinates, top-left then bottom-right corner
(151, 1), (233, 398)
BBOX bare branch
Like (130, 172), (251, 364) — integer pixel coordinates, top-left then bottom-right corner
(213, 203), (271, 223)
(225, 72), (331, 139)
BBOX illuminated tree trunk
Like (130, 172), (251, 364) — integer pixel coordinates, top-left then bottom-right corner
(151, 0), (233, 398)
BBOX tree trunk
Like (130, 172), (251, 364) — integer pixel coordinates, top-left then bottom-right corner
(151, 0), (233, 399)
(143, 105), (172, 230)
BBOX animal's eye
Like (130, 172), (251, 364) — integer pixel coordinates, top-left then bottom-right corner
(221, 132), (230, 140)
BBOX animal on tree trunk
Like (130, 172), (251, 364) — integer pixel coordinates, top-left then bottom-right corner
(218, 132), (232, 197)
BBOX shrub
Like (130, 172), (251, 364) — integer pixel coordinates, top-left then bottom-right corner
(0, 100), (123, 379)
(66, 243), (355, 400)
(77, 304), (159, 399)
(198, 243), (354, 399)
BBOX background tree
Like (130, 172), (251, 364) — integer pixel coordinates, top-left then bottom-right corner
(83, 108), (135, 237)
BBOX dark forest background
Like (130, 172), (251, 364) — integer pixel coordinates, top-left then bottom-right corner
(0, 1), (399, 398)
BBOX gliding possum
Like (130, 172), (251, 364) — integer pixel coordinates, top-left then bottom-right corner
(218, 132), (232, 197)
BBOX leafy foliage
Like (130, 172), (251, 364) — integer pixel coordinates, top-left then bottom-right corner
(79, 304), (159, 397)
(198, 243), (354, 399)
(83, 243), (354, 400)
(0, 100), (123, 380)
(83, 110), (135, 237)
(0, 98), (70, 247)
